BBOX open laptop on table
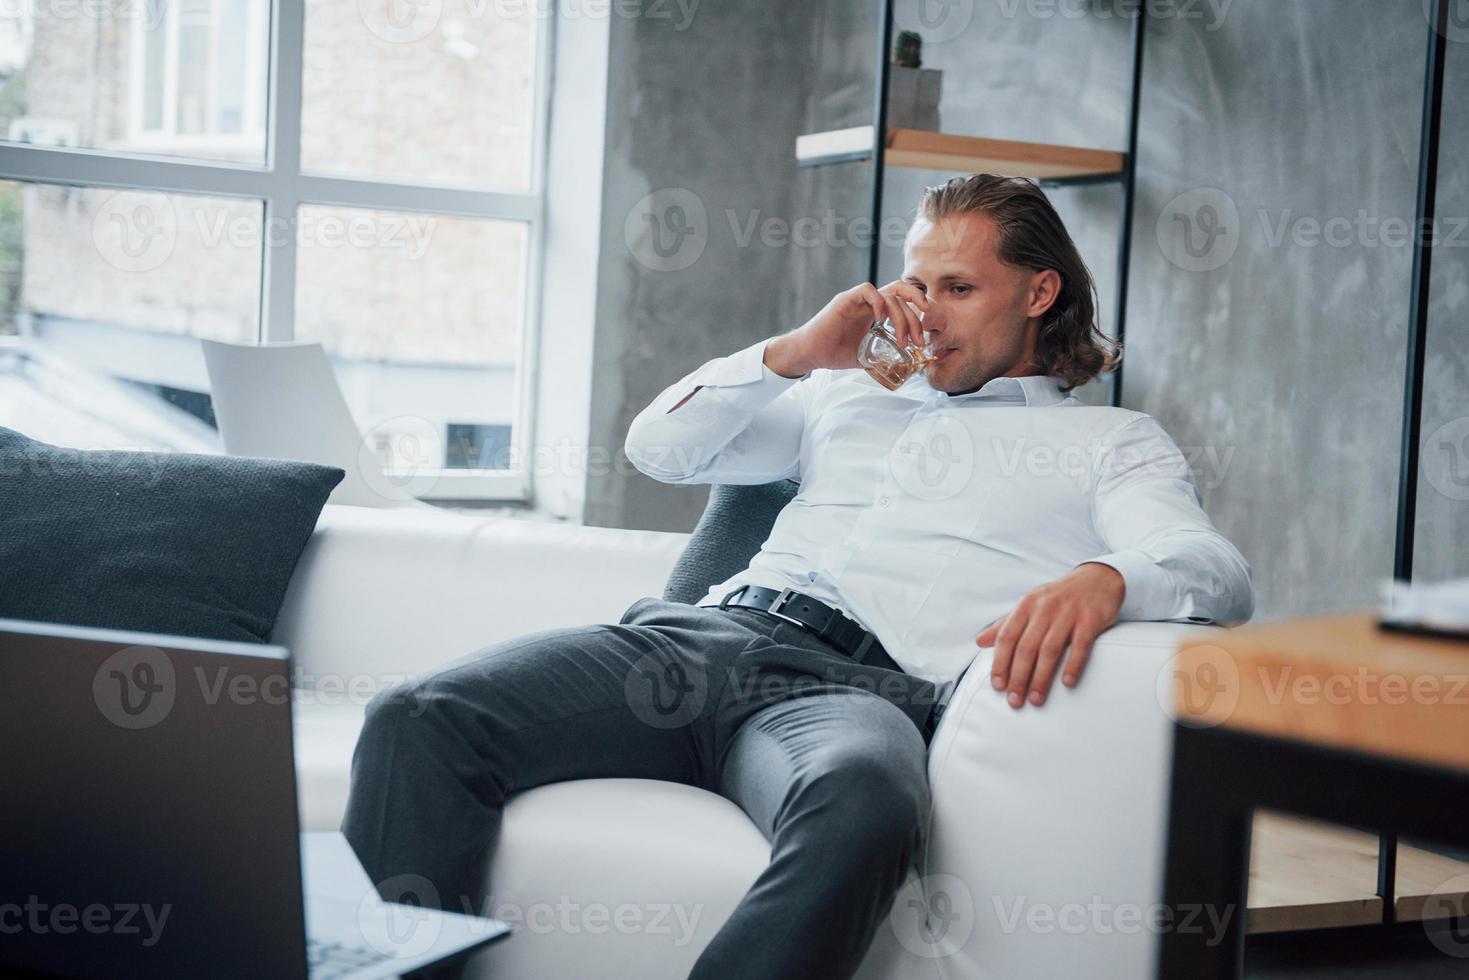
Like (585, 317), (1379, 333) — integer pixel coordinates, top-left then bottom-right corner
(0, 618), (509, 979)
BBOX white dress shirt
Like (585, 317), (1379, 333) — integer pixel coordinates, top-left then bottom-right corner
(625, 337), (1254, 684)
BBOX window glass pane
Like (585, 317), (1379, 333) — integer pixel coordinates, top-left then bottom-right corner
(301, 0), (537, 189)
(215, 0), (250, 134)
(445, 422), (512, 469)
(0, 180), (262, 452)
(177, 3), (211, 136)
(293, 204), (525, 471)
(143, 5), (169, 130)
(0, 1), (267, 164)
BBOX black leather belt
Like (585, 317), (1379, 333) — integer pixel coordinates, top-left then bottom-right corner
(706, 584), (886, 665)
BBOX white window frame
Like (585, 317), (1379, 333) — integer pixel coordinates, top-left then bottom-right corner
(0, 0), (554, 502)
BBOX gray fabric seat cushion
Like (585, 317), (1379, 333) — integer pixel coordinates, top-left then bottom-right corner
(662, 481), (799, 605)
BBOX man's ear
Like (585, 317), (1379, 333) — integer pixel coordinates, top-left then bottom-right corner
(1026, 269), (1062, 319)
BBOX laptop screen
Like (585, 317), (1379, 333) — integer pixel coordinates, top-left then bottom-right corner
(0, 619), (309, 980)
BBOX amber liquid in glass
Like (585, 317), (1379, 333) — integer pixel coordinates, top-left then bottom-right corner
(858, 320), (939, 391)
(866, 346), (939, 390)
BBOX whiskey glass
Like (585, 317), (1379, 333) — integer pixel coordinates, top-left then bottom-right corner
(857, 319), (939, 390)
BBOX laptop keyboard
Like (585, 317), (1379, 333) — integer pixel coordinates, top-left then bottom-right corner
(307, 937), (394, 979)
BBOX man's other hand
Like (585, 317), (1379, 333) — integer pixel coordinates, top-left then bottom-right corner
(976, 562), (1125, 709)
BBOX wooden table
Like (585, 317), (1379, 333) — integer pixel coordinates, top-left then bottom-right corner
(1156, 613), (1469, 978)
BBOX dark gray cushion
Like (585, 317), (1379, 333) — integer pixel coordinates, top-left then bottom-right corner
(0, 426), (343, 644)
(662, 481), (800, 604)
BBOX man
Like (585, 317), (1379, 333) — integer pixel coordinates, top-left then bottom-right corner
(344, 173), (1253, 979)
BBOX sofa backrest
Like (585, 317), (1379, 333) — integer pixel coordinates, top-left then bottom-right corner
(275, 505), (690, 680)
(661, 481), (800, 604)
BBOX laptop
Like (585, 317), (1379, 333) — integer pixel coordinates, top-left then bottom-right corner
(199, 339), (430, 511)
(0, 618), (509, 979)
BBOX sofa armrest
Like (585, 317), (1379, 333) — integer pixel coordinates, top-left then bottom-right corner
(908, 622), (1217, 979)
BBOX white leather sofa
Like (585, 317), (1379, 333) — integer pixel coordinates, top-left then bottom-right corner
(277, 504), (1211, 979)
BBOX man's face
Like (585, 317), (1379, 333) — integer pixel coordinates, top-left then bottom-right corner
(901, 212), (1055, 396)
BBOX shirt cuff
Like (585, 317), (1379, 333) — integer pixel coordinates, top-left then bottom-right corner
(1080, 550), (1175, 622)
(685, 337), (803, 413)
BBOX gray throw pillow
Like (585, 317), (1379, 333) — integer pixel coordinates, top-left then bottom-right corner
(0, 426), (344, 644)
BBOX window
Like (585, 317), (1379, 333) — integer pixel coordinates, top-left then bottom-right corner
(445, 422), (513, 469)
(0, 180), (261, 451)
(129, 0), (269, 158)
(0, 0), (551, 501)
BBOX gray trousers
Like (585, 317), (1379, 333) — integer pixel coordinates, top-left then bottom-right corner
(342, 596), (941, 980)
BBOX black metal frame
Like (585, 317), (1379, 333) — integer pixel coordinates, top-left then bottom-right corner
(866, 0), (897, 286)
(1158, 724), (1469, 978)
(1109, 6), (1147, 407)
(1394, 0), (1449, 590)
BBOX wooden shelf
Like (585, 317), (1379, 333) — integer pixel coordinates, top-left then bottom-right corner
(1246, 811), (1469, 933)
(794, 126), (1125, 181)
(1248, 811), (1382, 934)
(1396, 839), (1469, 922)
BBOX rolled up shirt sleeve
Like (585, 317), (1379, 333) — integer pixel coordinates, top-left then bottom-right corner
(1082, 414), (1254, 626)
(624, 337), (811, 485)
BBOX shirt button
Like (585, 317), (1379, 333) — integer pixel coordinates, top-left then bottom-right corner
(878, 495), (891, 508)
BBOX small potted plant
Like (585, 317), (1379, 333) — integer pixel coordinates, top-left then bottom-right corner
(887, 30), (942, 131)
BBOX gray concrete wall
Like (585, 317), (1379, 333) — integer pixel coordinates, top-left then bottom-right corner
(588, 1), (1467, 621)
(1122, 0), (1452, 620)
(583, 1), (821, 532)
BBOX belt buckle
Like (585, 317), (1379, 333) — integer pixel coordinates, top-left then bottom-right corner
(765, 587), (805, 627)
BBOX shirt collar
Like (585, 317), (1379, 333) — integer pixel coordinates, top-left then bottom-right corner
(903, 373), (1070, 406)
